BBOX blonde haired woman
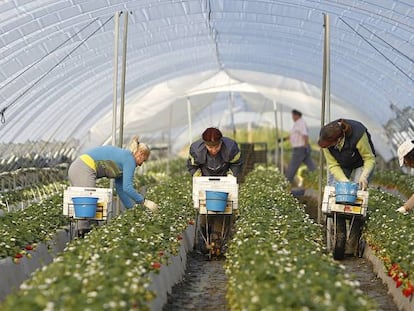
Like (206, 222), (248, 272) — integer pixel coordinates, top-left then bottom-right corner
(68, 136), (157, 235)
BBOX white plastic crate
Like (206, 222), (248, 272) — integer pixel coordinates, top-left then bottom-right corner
(193, 176), (238, 214)
(322, 186), (368, 217)
(63, 187), (113, 220)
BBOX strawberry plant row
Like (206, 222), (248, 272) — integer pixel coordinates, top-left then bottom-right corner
(302, 169), (414, 303)
(0, 195), (69, 259)
(226, 166), (378, 310)
(364, 189), (414, 301)
(0, 175), (195, 310)
(0, 182), (67, 212)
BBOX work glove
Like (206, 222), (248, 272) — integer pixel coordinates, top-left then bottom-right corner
(396, 206), (408, 215)
(358, 176), (368, 191)
(143, 199), (159, 212)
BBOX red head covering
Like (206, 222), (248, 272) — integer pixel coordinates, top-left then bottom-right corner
(202, 127), (223, 146)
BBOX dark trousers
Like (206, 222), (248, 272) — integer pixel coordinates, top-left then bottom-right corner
(285, 146), (316, 183)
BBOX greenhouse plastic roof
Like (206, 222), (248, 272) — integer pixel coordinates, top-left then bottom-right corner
(0, 0), (413, 162)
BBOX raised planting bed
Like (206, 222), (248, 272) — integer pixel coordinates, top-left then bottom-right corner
(0, 229), (70, 301)
(364, 189), (414, 310)
(302, 170), (414, 310)
(0, 194), (69, 260)
(0, 175), (196, 311)
(226, 167), (378, 310)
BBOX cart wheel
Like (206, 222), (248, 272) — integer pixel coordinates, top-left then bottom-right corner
(358, 238), (366, 258)
(325, 217), (333, 252)
(196, 232), (209, 254)
(333, 220), (346, 260)
(327, 216), (346, 260)
(333, 236), (346, 260)
(193, 213), (199, 250)
(208, 247), (213, 260)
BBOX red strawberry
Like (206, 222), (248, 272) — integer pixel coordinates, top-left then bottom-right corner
(158, 251), (164, 257)
(402, 287), (413, 297)
(396, 279), (403, 288)
(188, 220), (195, 225)
(177, 235), (183, 241)
(14, 253), (23, 259)
(25, 245), (33, 251)
(151, 262), (161, 269)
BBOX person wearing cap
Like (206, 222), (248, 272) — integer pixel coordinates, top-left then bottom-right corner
(396, 139), (414, 214)
(318, 119), (376, 190)
(187, 127), (242, 178)
(68, 136), (158, 236)
(318, 118), (376, 258)
(284, 109), (316, 184)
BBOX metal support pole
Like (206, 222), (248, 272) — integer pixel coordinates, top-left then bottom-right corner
(112, 11), (120, 147)
(229, 92), (236, 139)
(118, 12), (129, 148)
(111, 11), (120, 216)
(273, 100), (279, 166)
(279, 105), (284, 174)
(187, 97), (193, 145)
(167, 104), (173, 175)
(326, 14), (331, 122)
(319, 13), (331, 224)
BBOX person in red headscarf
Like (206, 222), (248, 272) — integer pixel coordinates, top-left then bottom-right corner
(187, 127), (242, 178)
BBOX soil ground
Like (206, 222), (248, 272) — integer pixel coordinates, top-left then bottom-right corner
(163, 191), (399, 311)
(341, 256), (398, 311)
(163, 252), (228, 311)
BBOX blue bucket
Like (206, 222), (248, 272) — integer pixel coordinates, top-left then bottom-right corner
(72, 196), (99, 218)
(335, 182), (358, 204)
(205, 191), (228, 212)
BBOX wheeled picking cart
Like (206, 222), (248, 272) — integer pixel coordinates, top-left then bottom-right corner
(322, 185), (369, 260)
(192, 176), (238, 259)
(63, 186), (113, 239)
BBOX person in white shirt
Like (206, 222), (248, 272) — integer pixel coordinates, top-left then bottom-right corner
(284, 109), (316, 183)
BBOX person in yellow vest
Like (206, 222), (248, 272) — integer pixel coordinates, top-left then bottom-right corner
(318, 119), (376, 259)
(318, 119), (376, 190)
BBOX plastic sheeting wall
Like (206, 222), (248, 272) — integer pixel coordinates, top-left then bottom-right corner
(0, 0), (413, 161)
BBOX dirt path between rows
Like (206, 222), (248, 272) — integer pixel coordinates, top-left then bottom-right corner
(341, 256), (398, 311)
(300, 193), (399, 311)
(163, 252), (228, 311)
(164, 192), (399, 310)
(164, 252), (398, 311)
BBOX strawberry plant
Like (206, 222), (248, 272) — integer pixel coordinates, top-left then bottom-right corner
(0, 194), (69, 258)
(225, 166), (378, 310)
(303, 169), (414, 300)
(0, 174), (195, 311)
